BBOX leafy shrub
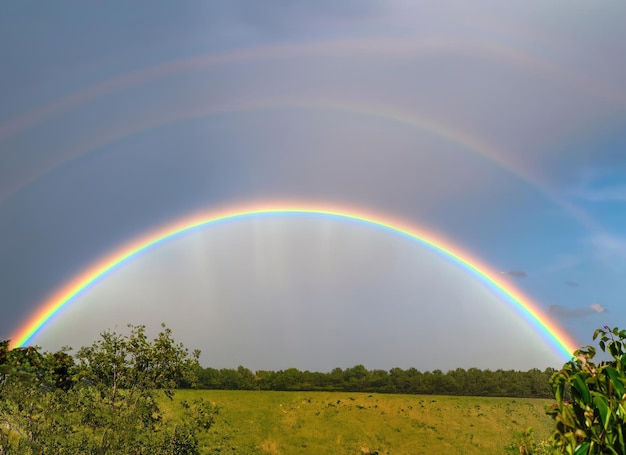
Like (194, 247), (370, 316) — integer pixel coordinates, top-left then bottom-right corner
(547, 326), (626, 454)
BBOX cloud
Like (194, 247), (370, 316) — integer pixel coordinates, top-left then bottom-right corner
(590, 303), (606, 314)
(565, 280), (580, 287)
(569, 167), (626, 203)
(549, 303), (606, 319)
(500, 270), (527, 278)
(586, 233), (626, 269)
(590, 234), (626, 254)
(575, 185), (626, 202)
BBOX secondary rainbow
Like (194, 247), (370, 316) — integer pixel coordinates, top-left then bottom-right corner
(0, 99), (601, 236)
(2, 36), (621, 143)
(11, 204), (578, 358)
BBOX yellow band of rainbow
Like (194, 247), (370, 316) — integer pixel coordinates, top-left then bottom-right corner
(11, 204), (578, 359)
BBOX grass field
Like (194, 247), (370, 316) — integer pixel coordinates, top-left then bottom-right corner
(159, 390), (554, 454)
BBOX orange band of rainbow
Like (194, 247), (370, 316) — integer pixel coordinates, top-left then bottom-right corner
(11, 205), (578, 359)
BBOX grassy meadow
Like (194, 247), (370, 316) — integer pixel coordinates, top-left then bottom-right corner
(159, 390), (554, 454)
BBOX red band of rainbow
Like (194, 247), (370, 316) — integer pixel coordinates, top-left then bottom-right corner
(11, 205), (578, 359)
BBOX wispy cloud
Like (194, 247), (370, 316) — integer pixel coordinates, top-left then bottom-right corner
(500, 270), (527, 278)
(574, 184), (626, 202)
(549, 303), (606, 319)
(569, 167), (626, 203)
(587, 233), (626, 264)
(590, 303), (606, 313)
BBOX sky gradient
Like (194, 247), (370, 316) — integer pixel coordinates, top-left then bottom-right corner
(1, 1), (625, 371)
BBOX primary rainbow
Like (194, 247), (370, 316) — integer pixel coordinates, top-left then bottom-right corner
(11, 204), (578, 359)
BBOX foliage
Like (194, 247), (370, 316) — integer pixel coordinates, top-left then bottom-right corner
(196, 364), (555, 398)
(0, 324), (218, 454)
(547, 326), (626, 454)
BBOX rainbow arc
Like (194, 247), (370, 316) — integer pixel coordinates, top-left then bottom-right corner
(11, 204), (578, 361)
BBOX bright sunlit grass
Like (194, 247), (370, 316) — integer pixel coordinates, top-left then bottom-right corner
(159, 390), (554, 454)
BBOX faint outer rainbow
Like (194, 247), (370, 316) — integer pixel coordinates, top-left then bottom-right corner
(0, 98), (601, 235)
(1, 36), (622, 142)
(11, 204), (578, 359)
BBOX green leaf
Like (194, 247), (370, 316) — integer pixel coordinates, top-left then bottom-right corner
(615, 425), (626, 453)
(572, 375), (591, 404)
(605, 367), (625, 397)
(574, 441), (590, 454)
(610, 343), (621, 359)
(552, 373), (566, 405)
(591, 391), (611, 429)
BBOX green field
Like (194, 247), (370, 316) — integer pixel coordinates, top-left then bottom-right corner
(159, 390), (554, 454)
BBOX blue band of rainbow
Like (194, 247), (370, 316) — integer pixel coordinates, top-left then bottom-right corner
(11, 204), (578, 360)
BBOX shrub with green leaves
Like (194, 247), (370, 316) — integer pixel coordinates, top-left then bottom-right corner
(0, 324), (217, 455)
(548, 326), (626, 454)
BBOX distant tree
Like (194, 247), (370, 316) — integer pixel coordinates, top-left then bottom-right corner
(253, 369), (275, 390)
(235, 365), (255, 390)
(529, 368), (554, 398)
(368, 369), (392, 391)
(0, 339), (8, 364)
(343, 364), (368, 391)
(197, 367), (222, 389)
(272, 368), (304, 390)
(329, 367), (344, 389)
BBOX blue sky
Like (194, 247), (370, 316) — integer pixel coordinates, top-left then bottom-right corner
(1, 1), (625, 371)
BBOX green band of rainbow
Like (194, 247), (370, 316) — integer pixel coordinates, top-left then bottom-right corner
(11, 204), (578, 359)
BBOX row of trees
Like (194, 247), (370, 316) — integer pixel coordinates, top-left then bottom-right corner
(5, 322), (626, 454)
(0, 324), (218, 455)
(196, 364), (556, 397)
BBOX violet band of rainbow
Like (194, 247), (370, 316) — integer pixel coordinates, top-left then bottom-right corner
(0, 100), (600, 235)
(11, 205), (578, 359)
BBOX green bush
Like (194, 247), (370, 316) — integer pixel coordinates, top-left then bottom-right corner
(0, 324), (217, 455)
(547, 326), (626, 454)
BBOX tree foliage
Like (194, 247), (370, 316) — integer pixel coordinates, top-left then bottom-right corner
(547, 326), (626, 454)
(0, 324), (217, 455)
(195, 364), (555, 397)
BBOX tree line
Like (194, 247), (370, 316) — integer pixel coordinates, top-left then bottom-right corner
(196, 364), (556, 398)
(5, 322), (626, 454)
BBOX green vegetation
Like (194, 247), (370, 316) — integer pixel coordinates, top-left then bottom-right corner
(160, 389), (554, 454)
(196, 364), (555, 397)
(0, 324), (217, 454)
(6, 323), (626, 454)
(546, 326), (626, 454)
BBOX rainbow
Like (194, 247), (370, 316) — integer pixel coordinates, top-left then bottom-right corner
(0, 99), (601, 235)
(1, 36), (621, 143)
(11, 204), (578, 359)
